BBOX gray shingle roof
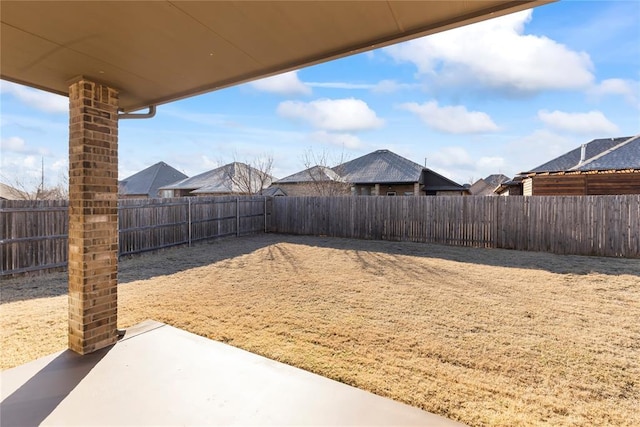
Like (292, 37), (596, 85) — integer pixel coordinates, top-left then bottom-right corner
(334, 149), (424, 184)
(484, 174), (510, 188)
(161, 162), (274, 194)
(527, 136), (636, 173)
(574, 135), (640, 171)
(275, 166), (343, 184)
(119, 162), (187, 197)
(0, 182), (27, 200)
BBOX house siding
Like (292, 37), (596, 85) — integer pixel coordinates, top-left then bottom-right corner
(526, 172), (640, 195)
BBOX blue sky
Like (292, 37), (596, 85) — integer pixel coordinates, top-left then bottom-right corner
(1, 0), (639, 189)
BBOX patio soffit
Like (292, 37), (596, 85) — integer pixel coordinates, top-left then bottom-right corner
(1, 1), (552, 112)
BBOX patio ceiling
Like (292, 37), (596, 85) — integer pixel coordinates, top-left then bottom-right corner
(1, 1), (552, 112)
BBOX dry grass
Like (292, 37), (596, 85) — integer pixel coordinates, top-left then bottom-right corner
(1, 234), (639, 426)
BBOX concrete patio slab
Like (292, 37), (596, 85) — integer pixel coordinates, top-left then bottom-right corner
(1, 320), (466, 426)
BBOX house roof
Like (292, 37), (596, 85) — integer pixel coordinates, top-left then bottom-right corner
(275, 166), (344, 184)
(484, 174), (511, 187)
(161, 162), (274, 194)
(573, 135), (640, 171)
(334, 150), (425, 184)
(469, 174), (510, 195)
(1, 1), (551, 112)
(119, 162), (187, 197)
(261, 187), (287, 197)
(422, 168), (468, 192)
(526, 136), (638, 173)
(0, 182), (27, 200)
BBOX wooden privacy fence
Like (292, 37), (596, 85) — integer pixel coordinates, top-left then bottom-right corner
(1, 196), (271, 276)
(271, 195), (640, 258)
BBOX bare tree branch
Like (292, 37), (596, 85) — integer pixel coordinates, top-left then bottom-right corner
(225, 154), (275, 195)
(301, 148), (351, 196)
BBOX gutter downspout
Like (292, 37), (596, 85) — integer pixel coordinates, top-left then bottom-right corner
(118, 105), (156, 120)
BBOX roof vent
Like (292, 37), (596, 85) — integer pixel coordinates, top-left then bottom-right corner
(578, 144), (587, 165)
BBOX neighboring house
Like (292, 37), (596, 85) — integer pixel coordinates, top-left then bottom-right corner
(469, 174), (510, 196)
(335, 149), (467, 196)
(272, 165), (349, 196)
(261, 187), (287, 197)
(159, 162), (275, 197)
(0, 182), (28, 200)
(119, 162), (188, 198)
(497, 135), (640, 196)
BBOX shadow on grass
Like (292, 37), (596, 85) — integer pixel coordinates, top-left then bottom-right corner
(2, 233), (638, 304)
(0, 234), (277, 304)
(277, 234), (640, 277)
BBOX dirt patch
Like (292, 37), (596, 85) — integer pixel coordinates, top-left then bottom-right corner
(2, 234), (639, 426)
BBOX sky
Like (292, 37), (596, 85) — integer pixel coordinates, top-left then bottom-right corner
(1, 0), (639, 190)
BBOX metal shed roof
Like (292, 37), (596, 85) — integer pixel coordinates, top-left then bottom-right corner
(1, 1), (551, 112)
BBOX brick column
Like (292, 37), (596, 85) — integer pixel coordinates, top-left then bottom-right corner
(68, 78), (119, 354)
(414, 182), (420, 196)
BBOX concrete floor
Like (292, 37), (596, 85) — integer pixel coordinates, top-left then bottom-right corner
(1, 320), (466, 426)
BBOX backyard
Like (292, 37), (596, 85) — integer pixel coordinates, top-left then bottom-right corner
(1, 234), (638, 426)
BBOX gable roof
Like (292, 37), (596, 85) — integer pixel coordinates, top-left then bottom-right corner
(334, 150), (425, 184)
(0, 182), (28, 200)
(275, 166), (344, 184)
(469, 174), (510, 195)
(120, 162), (188, 197)
(422, 168), (468, 192)
(161, 162), (274, 194)
(526, 136), (638, 173)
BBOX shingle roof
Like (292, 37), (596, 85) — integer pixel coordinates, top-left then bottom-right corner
(334, 149), (424, 184)
(161, 162), (274, 194)
(275, 166), (343, 184)
(573, 135), (640, 171)
(120, 162), (187, 197)
(484, 174), (510, 188)
(0, 182), (27, 200)
(527, 136), (637, 173)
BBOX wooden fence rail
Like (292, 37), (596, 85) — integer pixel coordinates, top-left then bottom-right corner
(271, 195), (640, 258)
(2, 194), (639, 276)
(1, 196), (272, 276)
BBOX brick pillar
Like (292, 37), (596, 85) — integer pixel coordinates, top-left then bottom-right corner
(414, 182), (420, 196)
(68, 78), (119, 354)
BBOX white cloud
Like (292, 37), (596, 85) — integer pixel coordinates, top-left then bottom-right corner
(426, 147), (509, 184)
(385, 10), (594, 93)
(506, 129), (578, 172)
(429, 146), (474, 168)
(0, 136), (50, 156)
(306, 79), (419, 94)
(249, 71), (311, 96)
(307, 82), (373, 90)
(477, 156), (506, 171)
(1, 136), (27, 152)
(399, 101), (499, 134)
(277, 98), (384, 132)
(371, 80), (418, 94)
(537, 110), (619, 135)
(0, 81), (68, 113)
(589, 78), (640, 107)
(310, 131), (363, 149)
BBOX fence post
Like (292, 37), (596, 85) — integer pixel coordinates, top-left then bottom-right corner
(188, 197), (192, 246)
(236, 197), (240, 237)
(264, 196), (267, 233)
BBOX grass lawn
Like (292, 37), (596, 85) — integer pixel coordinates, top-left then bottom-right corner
(1, 234), (638, 426)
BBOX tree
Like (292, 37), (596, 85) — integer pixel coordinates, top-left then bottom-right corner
(225, 154), (275, 195)
(301, 148), (352, 196)
(0, 172), (68, 200)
